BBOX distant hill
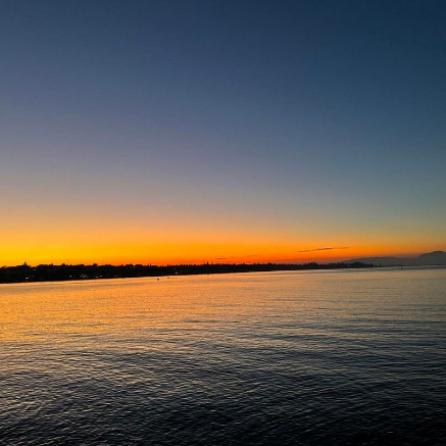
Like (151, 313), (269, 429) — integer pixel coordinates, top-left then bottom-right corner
(350, 250), (446, 266)
(417, 251), (446, 264)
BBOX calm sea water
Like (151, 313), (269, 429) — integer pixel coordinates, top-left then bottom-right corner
(0, 268), (445, 445)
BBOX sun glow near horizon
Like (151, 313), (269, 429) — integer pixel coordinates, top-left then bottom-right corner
(0, 227), (440, 267)
(1, 1), (445, 268)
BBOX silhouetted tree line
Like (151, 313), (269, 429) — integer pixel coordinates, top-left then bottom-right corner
(0, 261), (373, 284)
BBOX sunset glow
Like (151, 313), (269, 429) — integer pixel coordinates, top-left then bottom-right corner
(1, 1), (444, 267)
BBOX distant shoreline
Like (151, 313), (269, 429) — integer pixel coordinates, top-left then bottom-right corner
(0, 262), (375, 284)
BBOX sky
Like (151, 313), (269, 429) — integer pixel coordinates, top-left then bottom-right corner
(1, 0), (445, 265)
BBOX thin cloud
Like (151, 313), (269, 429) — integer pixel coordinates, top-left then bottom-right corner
(297, 246), (350, 253)
(214, 254), (260, 261)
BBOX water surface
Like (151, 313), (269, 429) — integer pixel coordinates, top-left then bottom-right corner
(1, 268), (445, 445)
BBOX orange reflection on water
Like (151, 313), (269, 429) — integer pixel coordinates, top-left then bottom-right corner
(1, 268), (444, 351)
(0, 274), (292, 345)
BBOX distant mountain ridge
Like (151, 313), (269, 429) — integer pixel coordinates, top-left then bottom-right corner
(350, 250), (446, 266)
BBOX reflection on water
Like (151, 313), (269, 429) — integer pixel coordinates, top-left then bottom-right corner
(1, 268), (445, 445)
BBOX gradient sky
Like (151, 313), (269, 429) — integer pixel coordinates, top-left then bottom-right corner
(1, 0), (445, 265)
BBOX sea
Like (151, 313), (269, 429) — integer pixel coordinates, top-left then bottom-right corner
(0, 267), (445, 445)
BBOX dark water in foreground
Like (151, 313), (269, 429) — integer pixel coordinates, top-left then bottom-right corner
(0, 268), (445, 445)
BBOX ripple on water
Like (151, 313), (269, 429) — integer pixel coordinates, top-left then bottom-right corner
(0, 268), (445, 445)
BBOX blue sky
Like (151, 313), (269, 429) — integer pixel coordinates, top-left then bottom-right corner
(1, 0), (445, 264)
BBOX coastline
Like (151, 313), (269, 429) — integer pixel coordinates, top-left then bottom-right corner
(0, 261), (374, 285)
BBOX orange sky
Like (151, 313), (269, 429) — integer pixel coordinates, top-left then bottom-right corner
(1, 213), (441, 266)
(1, 190), (444, 266)
(1, 1), (445, 268)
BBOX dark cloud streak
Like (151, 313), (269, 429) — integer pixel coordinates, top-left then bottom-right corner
(214, 254), (260, 261)
(297, 247), (350, 253)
